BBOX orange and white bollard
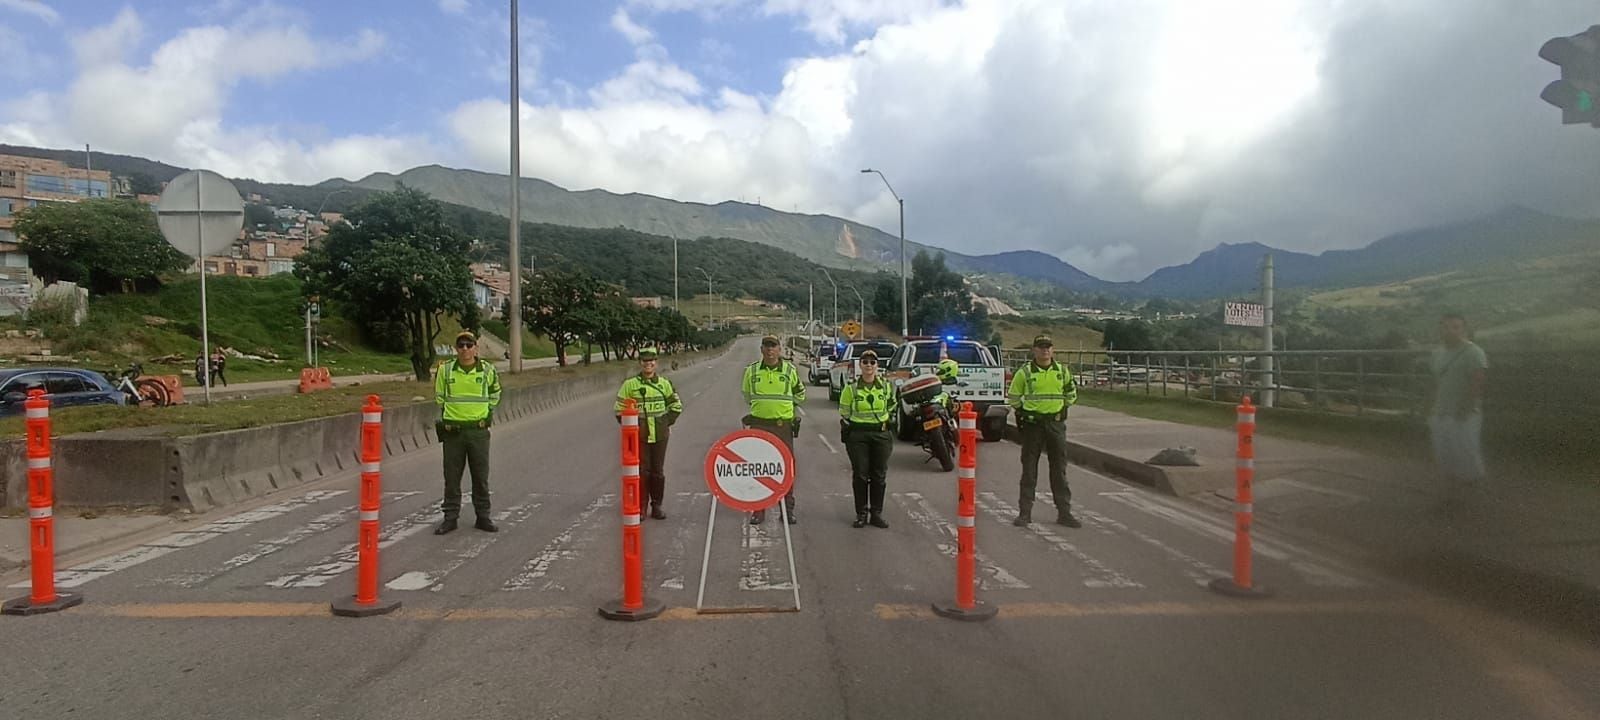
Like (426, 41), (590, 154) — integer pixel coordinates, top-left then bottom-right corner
(4, 390), (83, 616)
(332, 395), (402, 617)
(600, 399), (665, 621)
(933, 402), (997, 621)
(1210, 395), (1270, 598)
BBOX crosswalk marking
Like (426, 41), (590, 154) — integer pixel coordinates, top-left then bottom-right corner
(10, 490), (349, 589)
(388, 497), (543, 592)
(502, 494), (615, 591)
(265, 503), (439, 589)
(739, 513), (793, 591)
(655, 492), (709, 590)
(1072, 507), (1221, 587)
(975, 493), (1140, 589)
(897, 492), (1029, 590)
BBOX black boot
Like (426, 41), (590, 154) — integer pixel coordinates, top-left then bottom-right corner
(434, 518), (458, 535)
(852, 513), (868, 528)
(751, 510), (765, 525)
(650, 504), (666, 520)
(869, 512), (889, 529)
(474, 517), (499, 532)
(1056, 509), (1081, 528)
(1012, 510), (1032, 527)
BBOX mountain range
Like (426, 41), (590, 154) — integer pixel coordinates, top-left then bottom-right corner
(7, 144), (1596, 301)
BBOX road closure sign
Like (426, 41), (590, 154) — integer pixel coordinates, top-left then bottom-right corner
(703, 429), (795, 512)
(1225, 302), (1265, 327)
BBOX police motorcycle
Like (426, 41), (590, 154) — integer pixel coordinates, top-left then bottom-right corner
(896, 368), (959, 472)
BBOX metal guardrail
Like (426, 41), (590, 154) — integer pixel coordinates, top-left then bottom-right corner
(1001, 348), (1434, 417)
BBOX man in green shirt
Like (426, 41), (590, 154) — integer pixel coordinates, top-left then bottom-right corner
(434, 331), (502, 535)
(1429, 313), (1488, 487)
(615, 346), (684, 520)
(741, 334), (805, 525)
(1006, 335), (1080, 528)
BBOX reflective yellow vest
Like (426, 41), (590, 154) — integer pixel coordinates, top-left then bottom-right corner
(615, 374), (683, 443)
(742, 360), (804, 421)
(839, 376), (895, 425)
(435, 359), (501, 423)
(1007, 360), (1077, 415)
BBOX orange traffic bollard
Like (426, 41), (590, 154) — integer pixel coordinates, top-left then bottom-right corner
(4, 389), (83, 616)
(332, 395), (402, 617)
(933, 402), (997, 621)
(1209, 395), (1270, 598)
(600, 399), (665, 621)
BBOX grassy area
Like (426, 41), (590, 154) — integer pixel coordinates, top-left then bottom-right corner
(991, 315), (1104, 351)
(0, 346), (726, 439)
(675, 294), (788, 325)
(480, 320), (558, 359)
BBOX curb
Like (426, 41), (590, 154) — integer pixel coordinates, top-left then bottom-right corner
(1001, 416), (1180, 496)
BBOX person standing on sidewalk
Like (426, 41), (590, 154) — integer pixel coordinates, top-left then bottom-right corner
(840, 349), (895, 529)
(434, 331), (502, 535)
(615, 346), (683, 520)
(742, 334), (805, 525)
(210, 350), (228, 387)
(1007, 334), (1080, 528)
(194, 352), (209, 388)
(1429, 313), (1488, 491)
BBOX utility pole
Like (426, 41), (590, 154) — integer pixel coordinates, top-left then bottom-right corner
(84, 144), (92, 197)
(1261, 253), (1275, 408)
(506, 0), (524, 372)
(808, 283), (814, 336)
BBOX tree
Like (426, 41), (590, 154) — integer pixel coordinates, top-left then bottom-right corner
(294, 186), (474, 380)
(13, 198), (190, 293)
(871, 271), (898, 326)
(522, 266), (600, 366)
(906, 250), (991, 339)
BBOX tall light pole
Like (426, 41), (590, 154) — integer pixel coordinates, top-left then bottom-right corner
(694, 266), (714, 329)
(506, 0), (524, 372)
(846, 284), (864, 324)
(819, 267), (838, 339)
(861, 168), (906, 338)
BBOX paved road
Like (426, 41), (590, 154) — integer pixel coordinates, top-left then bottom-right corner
(3, 339), (1596, 720)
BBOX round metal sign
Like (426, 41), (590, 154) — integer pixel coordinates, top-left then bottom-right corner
(157, 170), (245, 258)
(703, 429), (796, 512)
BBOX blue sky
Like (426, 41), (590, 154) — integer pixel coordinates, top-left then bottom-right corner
(2, 0), (1598, 280)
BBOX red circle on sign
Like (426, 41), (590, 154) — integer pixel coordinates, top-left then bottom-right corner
(703, 429), (796, 512)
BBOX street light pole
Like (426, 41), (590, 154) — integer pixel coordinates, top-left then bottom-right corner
(846, 284), (864, 324)
(819, 267), (838, 339)
(673, 237), (678, 312)
(861, 168), (907, 338)
(506, 0), (524, 372)
(694, 266), (714, 329)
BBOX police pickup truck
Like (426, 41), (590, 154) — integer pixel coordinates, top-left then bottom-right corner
(884, 337), (1010, 442)
(827, 339), (901, 401)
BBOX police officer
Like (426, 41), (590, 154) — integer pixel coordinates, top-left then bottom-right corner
(935, 347), (961, 412)
(839, 349), (894, 528)
(1006, 335), (1079, 528)
(615, 346), (683, 520)
(434, 331), (502, 534)
(741, 334), (805, 524)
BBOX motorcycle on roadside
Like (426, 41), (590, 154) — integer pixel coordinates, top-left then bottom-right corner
(895, 370), (959, 471)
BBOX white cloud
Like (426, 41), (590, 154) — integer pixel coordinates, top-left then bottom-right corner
(610, 8), (655, 45)
(630, 0), (948, 43)
(0, 0), (58, 25)
(439, 0), (469, 14)
(71, 7), (143, 67)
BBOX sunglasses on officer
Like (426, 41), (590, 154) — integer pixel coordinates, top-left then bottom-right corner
(456, 341), (475, 349)
(860, 358), (877, 365)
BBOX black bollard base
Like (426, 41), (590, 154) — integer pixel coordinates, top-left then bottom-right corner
(1208, 577), (1272, 599)
(599, 597), (666, 621)
(330, 596), (402, 618)
(932, 600), (998, 622)
(3, 591), (84, 616)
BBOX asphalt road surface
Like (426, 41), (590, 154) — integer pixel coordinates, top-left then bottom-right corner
(3, 338), (1596, 720)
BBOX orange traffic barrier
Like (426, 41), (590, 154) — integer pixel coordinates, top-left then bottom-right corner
(298, 367), (334, 394)
(1209, 396), (1270, 598)
(332, 395), (401, 617)
(153, 375), (185, 405)
(933, 402), (997, 621)
(600, 399), (665, 621)
(3, 390), (84, 616)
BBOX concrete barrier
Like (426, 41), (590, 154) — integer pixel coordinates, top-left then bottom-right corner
(1001, 413), (1185, 496)
(0, 344), (733, 512)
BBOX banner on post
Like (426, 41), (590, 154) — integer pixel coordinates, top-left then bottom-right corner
(1224, 302), (1265, 327)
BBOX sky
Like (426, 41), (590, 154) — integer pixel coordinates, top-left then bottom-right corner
(1, 0), (1597, 281)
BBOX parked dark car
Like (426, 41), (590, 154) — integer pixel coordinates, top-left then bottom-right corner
(0, 367), (126, 417)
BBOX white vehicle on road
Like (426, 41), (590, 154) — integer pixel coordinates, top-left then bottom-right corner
(885, 337), (1011, 441)
(827, 340), (901, 401)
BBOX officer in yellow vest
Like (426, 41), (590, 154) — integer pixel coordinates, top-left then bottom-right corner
(434, 331), (502, 535)
(741, 334), (805, 524)
(615, 346), (683, 520)
(1006, 334), (1079, 528)
(839, 349), (895, 528)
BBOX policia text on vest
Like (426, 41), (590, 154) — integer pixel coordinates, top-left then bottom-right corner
(1006, 335), (1081, 529)
(742, 335), (805, 524)
(615, 346), (683, 520)
(434, 332), (502, 535)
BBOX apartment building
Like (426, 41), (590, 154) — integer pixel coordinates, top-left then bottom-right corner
(0, 154), (114, 300)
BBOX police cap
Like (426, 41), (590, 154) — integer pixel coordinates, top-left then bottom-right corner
(761, 334), (781, 347)
(638, 346), (659, 359)
(455, 331), (477, 346)
(1032, 334), (1054, 348)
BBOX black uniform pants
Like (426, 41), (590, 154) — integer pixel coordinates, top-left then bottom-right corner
(1018, 418), (1070, 512)
(441, 425), (491, 519)
(845, 427), (892, 515)
(639, 435), (668, 508)
(745, 418), (796, 512)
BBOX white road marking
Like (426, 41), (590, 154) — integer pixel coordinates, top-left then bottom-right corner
(154, 492), (422, 588)
(657, 493), (709, 590)
(13, 490), (349, 589)
(1072, 506), (1222, 587)
(739, 513), (794, 591)
(265, 503), (439, 589)
(976, 493), (1140, 588)
(818, 434), (839, 455)
(387, 497), (543, 592)
(897, 492), (1029, 590)
(502, 494), (615, 591)
(1100, 490), (1364, 588)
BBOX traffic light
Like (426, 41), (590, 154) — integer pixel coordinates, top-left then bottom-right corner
(1539, 26), (1600, 127)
